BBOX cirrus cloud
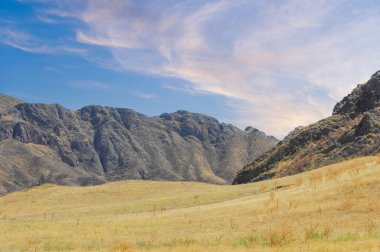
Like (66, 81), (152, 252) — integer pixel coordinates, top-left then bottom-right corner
(14, 0), (380, 137)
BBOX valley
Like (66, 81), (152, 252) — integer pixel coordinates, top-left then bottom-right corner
(0, 156), (379, 251)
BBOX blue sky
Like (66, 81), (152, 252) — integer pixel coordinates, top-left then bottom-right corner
(1, 0), (380, 138)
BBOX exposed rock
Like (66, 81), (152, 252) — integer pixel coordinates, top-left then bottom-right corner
(244, 126), (258, 132)
(0, 95), (277, 194)
(234, 71), (380, 184)
(333, 71), (380, 115)
(283, 126), (304, 141)
(355, 110), (380, 135)
(0, 139), (105, 195)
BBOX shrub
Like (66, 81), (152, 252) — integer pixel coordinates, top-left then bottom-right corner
(112, 241), (134, 252)
(262, 224), (293, 247)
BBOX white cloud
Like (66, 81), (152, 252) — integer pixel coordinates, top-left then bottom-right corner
(28, 0), (380, 137)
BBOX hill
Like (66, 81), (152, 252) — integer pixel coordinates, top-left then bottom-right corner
(234, 71), (380, 184)
(0, 156), (379, 251)
(0, 93), (22, 112)
(0, 95), (277, 194)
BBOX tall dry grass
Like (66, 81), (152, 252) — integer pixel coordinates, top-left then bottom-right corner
(0, 156), (379, 251)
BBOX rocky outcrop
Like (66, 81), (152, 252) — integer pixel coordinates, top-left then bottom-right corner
(233, 71), (380, 184)
(333, 70), (380, 115)
(0, 95), (277, 194)
(0, 139), (104, 194)
(283, 126), (304, 141)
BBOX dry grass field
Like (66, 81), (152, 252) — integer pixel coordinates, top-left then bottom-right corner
(0, 156), (379, 251)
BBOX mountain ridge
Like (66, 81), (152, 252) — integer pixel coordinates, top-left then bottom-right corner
(233, 70), (380, 184)
(0, 94), (277, 194)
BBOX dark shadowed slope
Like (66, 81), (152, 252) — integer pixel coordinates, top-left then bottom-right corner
(234, 70), (380, 184)
(0, 139), (104, 194)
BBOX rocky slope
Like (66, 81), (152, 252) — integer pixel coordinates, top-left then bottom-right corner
(0, 95), (277, 194)
(0, 139), (105, 194)
(233, 70), (380, 184)
(0, 93), (22, 112)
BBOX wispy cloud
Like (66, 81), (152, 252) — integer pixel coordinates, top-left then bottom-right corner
(70, 80), (110, 90)
(0, 27), (87, 55)
(162, 83), (208, 96)
(0, 28), (54, 53)
(20, 0), (380, 137)
(132, 91), (158, 100)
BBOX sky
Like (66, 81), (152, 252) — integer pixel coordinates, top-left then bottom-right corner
(1, 0), (380, 138)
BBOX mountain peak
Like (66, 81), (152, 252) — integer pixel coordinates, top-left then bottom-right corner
(333, 70), (380, 115)
(244, 126), (258, 132)
(159, 110), (220, 125)
(370, 70), (380, 79)
(234, 71), (380, 185)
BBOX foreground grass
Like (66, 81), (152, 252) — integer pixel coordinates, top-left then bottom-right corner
(0, 156), (379, 251)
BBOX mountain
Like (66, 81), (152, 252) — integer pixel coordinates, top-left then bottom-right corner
(0, 93), (22, 111)
(233, 70), (380, 184)
(0, 95), (277, 194)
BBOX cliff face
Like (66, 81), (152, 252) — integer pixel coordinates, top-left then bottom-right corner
(0, 96), (277, 194)
(233, 71), (380, 184)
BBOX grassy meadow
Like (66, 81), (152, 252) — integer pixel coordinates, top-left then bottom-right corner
(0, 156), (379, 251)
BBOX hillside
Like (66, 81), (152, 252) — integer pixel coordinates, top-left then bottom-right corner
(0, 95), (277, 194)
(233, 71), (380, 184)
(0, 93), (22, 112)
(0, 156), (379, 251)
(0, 139), (105, 194)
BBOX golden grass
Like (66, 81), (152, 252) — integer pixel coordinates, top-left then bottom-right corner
(26, 143), (57, 156)
(0, 156), (379, 251)
(0, 114), (15, 121)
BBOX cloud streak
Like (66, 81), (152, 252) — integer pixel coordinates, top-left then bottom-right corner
(0, 27), (88, 56)
(0, 28), (54, 54)
(19, 0), (380, 137)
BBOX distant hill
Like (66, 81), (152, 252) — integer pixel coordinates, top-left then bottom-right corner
(0, 95), (277, 194)
(233, 70), (380, 184)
